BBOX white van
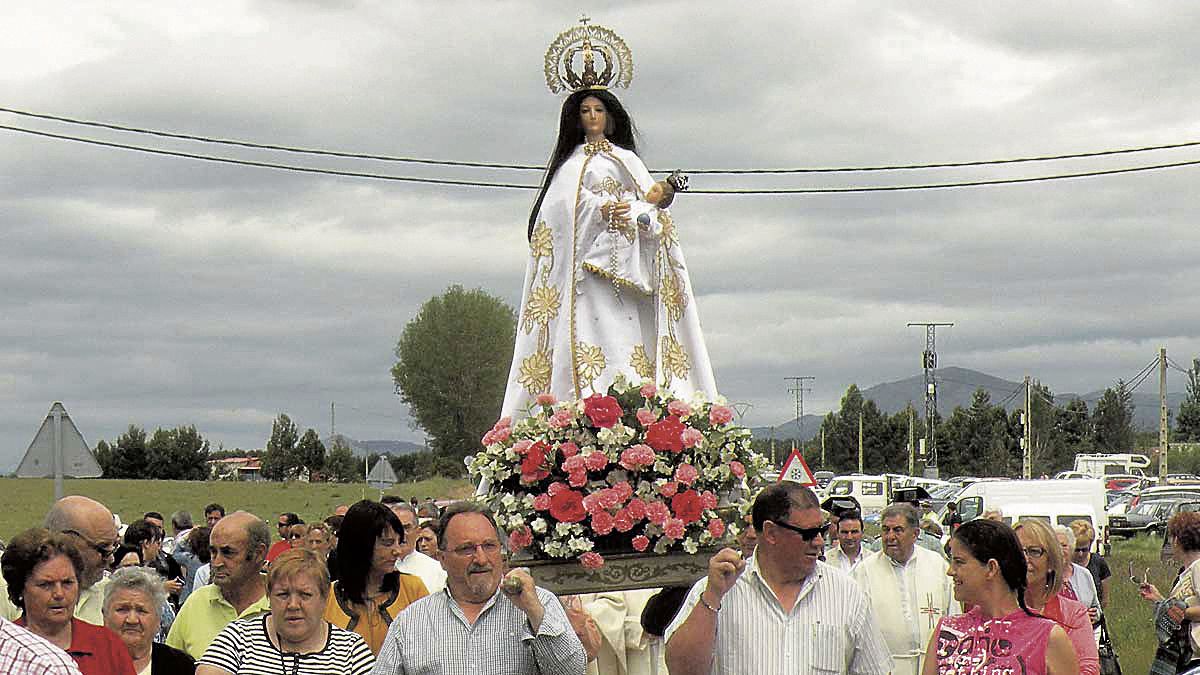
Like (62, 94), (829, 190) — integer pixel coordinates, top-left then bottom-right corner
(953, 479), (1109, 553)
(1073, 453), (1151, 478)
(826, 474), (892, 513)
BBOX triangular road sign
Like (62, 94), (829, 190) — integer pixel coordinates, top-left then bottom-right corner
(779, 447), (817, 487)
(367, 457), (398, 489)
(17, 402), (103, 478)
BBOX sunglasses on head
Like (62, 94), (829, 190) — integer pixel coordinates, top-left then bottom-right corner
(62, 529), (118, 558)
(769, 520), (830, 541)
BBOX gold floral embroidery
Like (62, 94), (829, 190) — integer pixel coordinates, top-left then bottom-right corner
(583, 139), (614, 156)
(523, 284), (561, 333)
(530, 221), (553, 259)
(574, 342), (607, 389)
(631, 344), (655, 380)
(518, 349), (553, 394)
(599, 177), (623, 198)
(660, 335), (691, 383)
(581, 263), (652, 295)
(661, 270), (687, 323)
(658, 211), (677, 245)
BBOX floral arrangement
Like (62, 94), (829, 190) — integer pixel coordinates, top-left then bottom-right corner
(469, 375), (769, 569)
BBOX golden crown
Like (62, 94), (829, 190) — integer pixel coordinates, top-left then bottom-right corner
(544, 15), (633, 94)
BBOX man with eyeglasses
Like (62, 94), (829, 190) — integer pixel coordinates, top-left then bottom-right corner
(382, 497), (447, 593)
(43, 496), (120, 626)
(851, 502), (958, 675)
(665, 482), (892, 675)
(371, 500), (586, 675)
(266, 513), (302, 563)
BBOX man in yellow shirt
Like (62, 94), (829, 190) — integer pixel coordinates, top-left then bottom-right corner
(166, 511), (271, 659)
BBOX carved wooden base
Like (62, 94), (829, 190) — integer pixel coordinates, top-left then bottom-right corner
(516, 547), (718, 595)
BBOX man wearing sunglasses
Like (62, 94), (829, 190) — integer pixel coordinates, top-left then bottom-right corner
(43, 496), (121, 626)
(665, 483), (892, 675)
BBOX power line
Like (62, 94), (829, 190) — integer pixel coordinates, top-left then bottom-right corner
(6, 121), (1200, 195)
(5, 104), (1200, 174)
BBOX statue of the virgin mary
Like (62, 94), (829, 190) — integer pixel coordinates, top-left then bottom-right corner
(500, 19), (717, 418)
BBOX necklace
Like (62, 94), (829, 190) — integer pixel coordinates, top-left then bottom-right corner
(271, 616), (317, 675)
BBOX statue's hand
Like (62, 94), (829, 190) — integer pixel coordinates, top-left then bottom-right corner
(601, 200), (631, 225)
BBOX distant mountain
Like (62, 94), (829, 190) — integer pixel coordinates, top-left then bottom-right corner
(325, 434), (426, 457)
(751, 366), (1184, 440)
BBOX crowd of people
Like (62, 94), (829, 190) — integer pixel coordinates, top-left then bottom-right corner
(2, 485), (1199, 674)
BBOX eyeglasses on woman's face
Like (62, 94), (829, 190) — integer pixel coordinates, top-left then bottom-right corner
(1021, 546), (1045, 559)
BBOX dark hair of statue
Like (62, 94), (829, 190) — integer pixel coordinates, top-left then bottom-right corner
(335, 500), (404, 605)
(950, 519), (1036, 616)
(527, 89), (639, 239)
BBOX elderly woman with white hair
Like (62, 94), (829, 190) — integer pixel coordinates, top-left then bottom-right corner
(1053, 524), (1101, 628)
(104, 566), (195, 675)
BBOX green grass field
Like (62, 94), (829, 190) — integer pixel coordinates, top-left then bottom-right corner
(1106, 533), (1173, 675)
(0, 477), (474, 544)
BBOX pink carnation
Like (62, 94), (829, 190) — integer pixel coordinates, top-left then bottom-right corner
(667, 399), (692, 418)
(495, 416), (512, 429)
(658, 481), (679, 498)
(584, 451), (609, 472)
(596, 488), (621, 510)
(613, 509), (636, 532)
(481, 429), (495, 445)
(700, 490), (719, 510)
(533, 493), (551, 511)
(579, 552), (605, 570)
(707, 519), (726, 539)
(625, 498), (648, 521)
(636, 408), (657, 427)
(508, 526), (533, 550)
(582, 492), (604, 515)
(611, 481), (633, 502)
(632, 535), (650, 552)
(663, 518), (686, 540)
(639, 383), (657, 398)
(559, 441), (580, 458)
(709, 405), (734, 426)
(536, 393), (557, 406)
(681, 427), (703, 449)
(549, 409), (575, 429)
(568, 471), (588, 487)
(619, 444), (655, 471)
(547, 482), (569, 497)
(512, 439), (533, 454)
(674, 463), (699, 485)
(646, 501), (670, 526)
(563, 455), (587, 474)
(491, 426), (511, 443)
(729, 460), (746, 478)
(591, 510), (615, 535)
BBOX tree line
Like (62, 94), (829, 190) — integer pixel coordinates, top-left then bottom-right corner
(774, 362), (1200, 477)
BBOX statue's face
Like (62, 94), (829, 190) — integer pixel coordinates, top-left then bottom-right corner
(580, 95), (608, 139)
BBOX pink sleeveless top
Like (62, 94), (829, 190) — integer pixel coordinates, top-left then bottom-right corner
(932, 607), (1057, 675)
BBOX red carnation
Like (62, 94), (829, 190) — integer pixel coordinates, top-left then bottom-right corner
(663, 518), (686, 540)
(559, 441), (580, 458)
(625, 498), (648, 521)
(613, 509), (636, 532)
(580, 552), (605, 569)
(550, 489), (587, 523)
(707, 518), (726, 539)
(645, 415), (685, 453)
(508, 526), (533, 550)
(583, 394), (623, 428)
(591, 510), (615, 535)
(547, 481), (568, 497)
(584, 451), (609, 472)
(533, 493), (551, 511)
(646, 500), (670, 526)
(671, 489), (704, 524)
(520, 441), (551, 483)
(632, 535), (650, 551)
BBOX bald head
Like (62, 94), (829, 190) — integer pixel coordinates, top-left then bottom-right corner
(212, 511), (270, 563)
(44, 495), (118, 588)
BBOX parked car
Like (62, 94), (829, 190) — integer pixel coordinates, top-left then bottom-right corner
(1110, 497), (1200, 538)
(1161, 501), (1200, 561)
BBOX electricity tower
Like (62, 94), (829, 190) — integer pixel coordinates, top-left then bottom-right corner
(784, 376), (815, 440)
(907, 322), (952, 478)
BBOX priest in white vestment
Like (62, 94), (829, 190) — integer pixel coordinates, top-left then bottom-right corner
(578, 590), (664, 675)
(852, 503), (958, 675)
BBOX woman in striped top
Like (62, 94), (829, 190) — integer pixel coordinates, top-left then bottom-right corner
(196, 549), (374, 675)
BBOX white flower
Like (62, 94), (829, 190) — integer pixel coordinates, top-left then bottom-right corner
(596, 427), (614, 444)
(556, 522), (575, 536)
(500, 493), (516, 508)
(531, 518), (547, 534)
(568, 537), (595, 553)
(683, 538), (699, 554)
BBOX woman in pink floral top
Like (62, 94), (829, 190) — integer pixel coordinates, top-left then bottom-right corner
(922, 519), (1078, 675)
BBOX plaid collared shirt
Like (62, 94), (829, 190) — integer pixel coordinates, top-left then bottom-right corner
(370, 586), (586, 675)
(0, 617), (82, 675)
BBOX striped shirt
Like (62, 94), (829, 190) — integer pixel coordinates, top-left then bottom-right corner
(199, 614), (375, 675)
(0, 617), (82, 675)
(370, 586), (586, 675)
(665, 556), (893, 675)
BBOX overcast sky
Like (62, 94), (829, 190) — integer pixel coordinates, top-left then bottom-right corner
(3, 1), (1199, 471)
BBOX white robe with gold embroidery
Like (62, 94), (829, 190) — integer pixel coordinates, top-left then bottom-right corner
(502, 141), (717, 417)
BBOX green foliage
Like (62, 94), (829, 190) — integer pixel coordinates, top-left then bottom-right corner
(324, 437), (359, 483)
(295, 428), (326, 478)
(391, 285), (517, 463)
(388, 450), (466, 482)
(262, 414), (299, 481)
(1176, 359), (1200, 442)
(95, 425), (209, 480)
(814, 386), (920, 474)
(939, 389), (1018, 477)
(1093, 381), (1136, 452)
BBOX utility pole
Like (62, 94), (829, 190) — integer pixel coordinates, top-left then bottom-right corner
(908, 406), (915, 476)
(858, 411), (864, 473)
(331, 401), (336, 439)
(1022, 376), (1032, 479)
(1161, 347), (1169, 482)
(770, 426), (777, 468)
(821, 428), (826, 468)
(784, 376), (815, 443)
(908, 322), (953, 478)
